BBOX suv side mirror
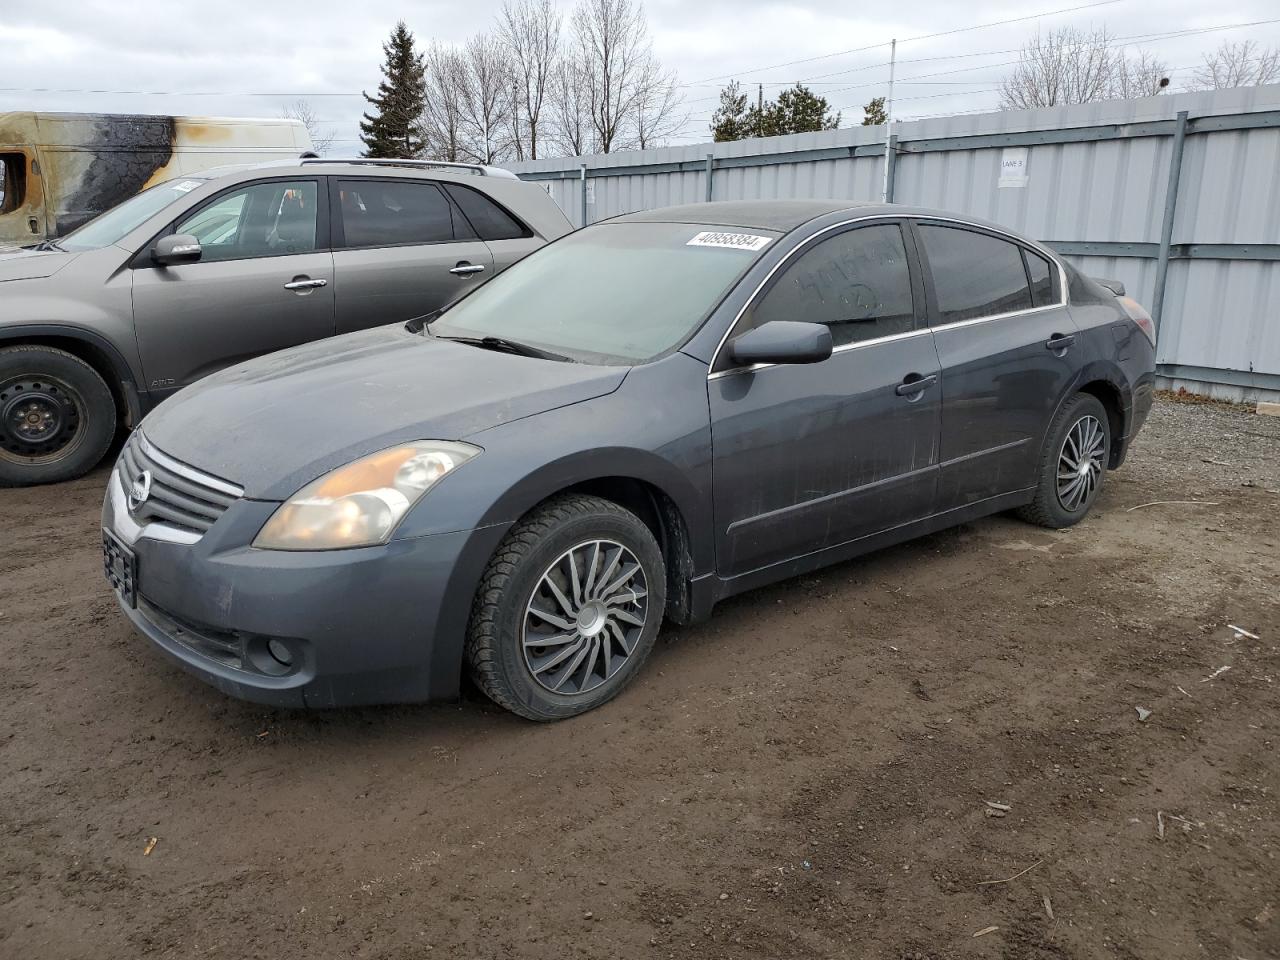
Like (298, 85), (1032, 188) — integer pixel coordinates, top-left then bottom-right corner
(729, 321), (833, 366)
(152, 234), (203, 266)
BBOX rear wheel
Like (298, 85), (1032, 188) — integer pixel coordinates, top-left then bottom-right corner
(466, 494), (666, 721)
(1017, 392), (1110, 529)
(0, 345), (117, 487)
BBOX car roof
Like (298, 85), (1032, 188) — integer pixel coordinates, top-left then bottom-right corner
(185, 158), (520, 186)
(613, 200), (892, 232)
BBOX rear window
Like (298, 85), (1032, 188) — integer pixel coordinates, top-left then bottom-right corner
(919, 224), (1033, 324)
(443, 184), (529, 241)
(338, 179), (455, 247)
(0, 153), (27, 215)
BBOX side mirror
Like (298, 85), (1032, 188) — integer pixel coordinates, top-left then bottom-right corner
(728, 320), (833, 366)
(152, 234), (202, 266)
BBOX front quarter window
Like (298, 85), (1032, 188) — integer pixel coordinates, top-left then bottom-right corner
(430, 221), (775, 364)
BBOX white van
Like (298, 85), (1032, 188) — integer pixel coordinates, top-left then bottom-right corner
(0, 112), (313, 246)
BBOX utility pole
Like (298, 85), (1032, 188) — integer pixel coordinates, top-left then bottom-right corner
(881, 38), (897, 203)
(757, 83), (764, 138)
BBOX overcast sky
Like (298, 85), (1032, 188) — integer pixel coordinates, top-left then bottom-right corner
(2, 0), (1278, 157)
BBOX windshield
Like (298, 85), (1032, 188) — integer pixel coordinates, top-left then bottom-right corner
(58, 178), (207, 252)
(430, 221), (776, 364)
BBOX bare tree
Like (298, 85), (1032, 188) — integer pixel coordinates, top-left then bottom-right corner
(570, 0), (658, 153)
(1000, 27), (1119, 109)
(459, 33), (514, 163)
(420, 43), (469, 161)
(550, 48), (596, 156)
(631, 58), (684, 149)
(1109, 49), (1169, 100)
(281, 99), (335, 155)
(1193, 40), (1280, 90)
(500, 0), (562, 160)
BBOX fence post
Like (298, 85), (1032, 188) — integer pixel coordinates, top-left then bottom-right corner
(705, 153), (714, 202)
(884, 134), (898, 203)
(579, 163), (588, 227)
(1152, 110), (1189, 336)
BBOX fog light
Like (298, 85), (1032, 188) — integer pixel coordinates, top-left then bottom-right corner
(266, 638), (294, 668)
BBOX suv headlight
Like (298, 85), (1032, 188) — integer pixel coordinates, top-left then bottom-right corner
(253, 441), (480, 550)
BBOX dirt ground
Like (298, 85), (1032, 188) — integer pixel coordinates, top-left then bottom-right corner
(1, 395), (1278, 960)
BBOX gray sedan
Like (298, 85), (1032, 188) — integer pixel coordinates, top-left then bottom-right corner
(102, 200), (1156, 720)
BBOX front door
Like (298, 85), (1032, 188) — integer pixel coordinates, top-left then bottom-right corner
(131, 178), (334, 397)
(330, 177), (494, 334)
(709, 221), (942, 578)
(913, 221), (1078, 510)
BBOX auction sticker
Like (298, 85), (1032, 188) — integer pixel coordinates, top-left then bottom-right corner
(172, 180), (202, 193)
(686, 231), (772, 251)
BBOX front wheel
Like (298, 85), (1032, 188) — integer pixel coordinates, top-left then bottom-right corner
(1017, 392), (1111, 529)
(0, 345), (117, 487)
(466, 494), (667, 721)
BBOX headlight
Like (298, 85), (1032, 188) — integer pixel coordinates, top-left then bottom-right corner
(253, 441), (480, 550)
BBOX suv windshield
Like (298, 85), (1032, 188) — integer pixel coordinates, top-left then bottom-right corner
(430, 221), (776, 364)
(58, 178), (207, 252)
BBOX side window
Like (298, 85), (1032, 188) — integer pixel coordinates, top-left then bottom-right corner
(748, 223), (915, 347)
(443, 183), (528, 241)
(919, 225), (1032, 324)
(0, 152), (27, 214)
(1024, 249), (1057, 307)
(338, 180), (454, 248)
(175, 180), (318, 261)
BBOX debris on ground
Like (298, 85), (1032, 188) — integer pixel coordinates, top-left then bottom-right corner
(976, 859), (1044, 886)
(1043, 895), (1055, 921)
(1201, 666), (1231, 682)
(972, 925), (1000, 938)
(1125, 500), (1220, 512)
(1228, 624), (1260, 641)
(984, 801), (1011, 812)
(143, 837), (158, 856)
(1135, 706), (1153, 722)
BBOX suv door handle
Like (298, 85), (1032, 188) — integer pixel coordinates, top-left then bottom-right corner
(450, 262), (486, 277)
(895, 373), (938, 397)
(284, 277), (328, 290)
(1045, 333), (1076, 352)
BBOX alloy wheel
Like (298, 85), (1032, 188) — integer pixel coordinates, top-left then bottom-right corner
(522, 539), (649, 696)
(1056, 414), (1105, 511)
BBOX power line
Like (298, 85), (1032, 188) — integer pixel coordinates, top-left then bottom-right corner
(680, 0), (1126, 86)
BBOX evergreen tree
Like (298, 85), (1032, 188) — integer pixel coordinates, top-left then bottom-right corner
(862, 96), (887, 126)
(710, 81), (751, 142)
(360, 21), (428, 158)
(761, 84), (840, 136)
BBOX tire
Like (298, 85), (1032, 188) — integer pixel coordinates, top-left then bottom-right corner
(1017, 392), (1111, 529)
(466, 494), (667, 721)
(0, 345), (117, 487)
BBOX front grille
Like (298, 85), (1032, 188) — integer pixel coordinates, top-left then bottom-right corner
(139, 596), (246, 669)
(117, 432), (243, 536)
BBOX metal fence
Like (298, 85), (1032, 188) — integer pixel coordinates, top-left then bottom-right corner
(510, 85), (1280, 402)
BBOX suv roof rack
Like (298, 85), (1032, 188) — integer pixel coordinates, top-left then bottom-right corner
(298, 158), (518, 179)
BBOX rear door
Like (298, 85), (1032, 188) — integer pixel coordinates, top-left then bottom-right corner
(709, 220), (941, 577)
(913, 220), (1077, 511)
(131, 177), (334, 396)
(330, 177), (493, 334)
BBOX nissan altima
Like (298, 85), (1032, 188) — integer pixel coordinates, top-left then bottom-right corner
(102, 200), (1156, 720)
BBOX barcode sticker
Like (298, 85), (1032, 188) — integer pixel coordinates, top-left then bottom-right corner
(686, 231), (772, 251)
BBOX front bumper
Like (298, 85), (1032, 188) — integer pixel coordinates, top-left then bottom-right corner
(102, 470), (508, 707)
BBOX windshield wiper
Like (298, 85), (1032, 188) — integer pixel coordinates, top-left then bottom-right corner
(432, 333), (570, 362)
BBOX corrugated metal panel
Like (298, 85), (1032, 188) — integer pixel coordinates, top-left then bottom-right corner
(509, 85), (1280, 388)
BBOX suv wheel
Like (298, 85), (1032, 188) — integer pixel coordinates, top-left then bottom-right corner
(1017, 392), (1111, 529)
(0, 345), (117, 487)
(466, 494), (666, 721)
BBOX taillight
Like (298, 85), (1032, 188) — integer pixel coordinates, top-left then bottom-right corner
(1118, 295), (1156, 347)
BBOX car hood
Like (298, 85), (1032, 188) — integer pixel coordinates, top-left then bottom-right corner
(0, 245), (79, 282)
(142, 325), (628, 500)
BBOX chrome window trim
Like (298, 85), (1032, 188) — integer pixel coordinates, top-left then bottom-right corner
(136, 431), (244, 498)
(706, 213), (1070, 380)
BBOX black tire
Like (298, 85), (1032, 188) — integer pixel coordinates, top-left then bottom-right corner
(0, 345), (117, 487)
(1017, 392), (1111, 529)
(466, 494), (667, 721)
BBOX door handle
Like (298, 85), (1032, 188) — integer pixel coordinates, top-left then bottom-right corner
(1045, 333), (1076, 352)
(449, 262), (486, 277)
(895, 373), (938, 397)
(284, 277), (328, 291)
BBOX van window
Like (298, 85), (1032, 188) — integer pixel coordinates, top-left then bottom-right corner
(0, 153), (27, 214)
